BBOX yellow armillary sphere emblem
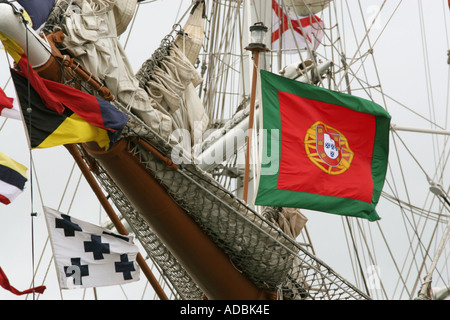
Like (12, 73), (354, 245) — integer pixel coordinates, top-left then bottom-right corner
(304, 121), (354, 175)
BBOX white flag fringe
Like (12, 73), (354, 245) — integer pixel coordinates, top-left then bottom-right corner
(43, 206), (140, 290)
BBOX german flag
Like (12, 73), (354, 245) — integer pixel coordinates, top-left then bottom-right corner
(11, 70), (126, 151)
(0, 152), (27, 205)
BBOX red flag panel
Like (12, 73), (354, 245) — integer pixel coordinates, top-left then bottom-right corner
(277, 91), (376, 203)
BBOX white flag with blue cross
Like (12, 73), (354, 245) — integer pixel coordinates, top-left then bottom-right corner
(43, 206), (140, 289)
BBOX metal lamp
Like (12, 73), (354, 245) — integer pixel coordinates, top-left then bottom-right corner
(248, 22), (268, 48)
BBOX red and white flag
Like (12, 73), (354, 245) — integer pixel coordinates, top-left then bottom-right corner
(0, 88), (13, 110)
(0, 88), (22, 120)
(272, 0), (325, 53)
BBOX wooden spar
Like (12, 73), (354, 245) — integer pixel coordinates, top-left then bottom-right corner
(242, 49), (259, 203)
(242, 45), (268, 203)
(82, 139), (275, 300)
(64, 144), (169, 300)
(44, 31), (115, 101)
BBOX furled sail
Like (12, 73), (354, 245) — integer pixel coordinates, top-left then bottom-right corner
(136, 44), (208, 150)
(60, 0), (172, 140)
(286, 0), (332, 16)
(174, 0), (205, 65)
(135, 0), (209, 150)
(61, 0), (208, 150)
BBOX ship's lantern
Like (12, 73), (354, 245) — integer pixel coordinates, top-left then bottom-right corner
(249, 22), (268, 48)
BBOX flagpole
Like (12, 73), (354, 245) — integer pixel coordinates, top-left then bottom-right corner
(243, 22), (269, 203)
(242, 48), (259, 203)
(65, 144), (169, 300)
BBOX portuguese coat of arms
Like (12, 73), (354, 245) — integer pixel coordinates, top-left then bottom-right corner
(304, 121), (354, 175)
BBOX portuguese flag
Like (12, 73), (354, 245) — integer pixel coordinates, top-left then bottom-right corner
(254, 70), (391, 221)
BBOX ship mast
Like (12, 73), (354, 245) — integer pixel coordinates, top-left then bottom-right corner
(237, 0), (272, 204)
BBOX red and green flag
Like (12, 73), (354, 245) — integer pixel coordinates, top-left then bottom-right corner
(255, 70), (391, 221)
